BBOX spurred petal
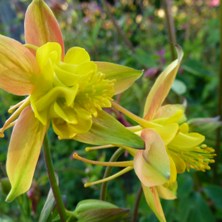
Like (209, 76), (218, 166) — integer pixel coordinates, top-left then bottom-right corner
(24, 0), (64, 55)
(142, 121), (179, 145)
(143, 46), (183, 120)
(142, 185), (166, 222)
(95, 62), (143, 94)
(157, 182), (177, 200)
(134, 129), (170, 187)
(6, 106), (47, 201)
(0, 35), (37, 95)
(154, 104), (186, 124)
(75, 110), (144, 149)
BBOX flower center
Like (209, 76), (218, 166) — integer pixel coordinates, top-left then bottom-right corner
(30, 42), (115, 138)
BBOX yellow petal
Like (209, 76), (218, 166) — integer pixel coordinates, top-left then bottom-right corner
(170, 131), (205, 149)
(142, 185), (166, 222)
(64, 47), (90, 64)
(143, 46), (183, 120)
(169, 152), (186, 173)
(0, 35), (37, 95)
(31, 85), (78, 125)
(6, 106), (47, 201)
(142, 121), (179, 145)
(157, 181), (177, 200)
(154, 104), (186, 124)
(24, 0), (64, 55)
(134, 129), (170, 187)
(52, 110), (92, 139)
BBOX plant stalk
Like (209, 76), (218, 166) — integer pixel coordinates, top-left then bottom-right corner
(100, 148), (125, 200)
(163, 0), (177, 60)
(131, 186), (143, 222)
(43, 136), (67, 222)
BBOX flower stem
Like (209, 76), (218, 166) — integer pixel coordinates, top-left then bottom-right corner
(100, 148), (125, 200)
(43, 136), (67, 222)
(163, 0), (177, 60)
(131, 185), (143, 222)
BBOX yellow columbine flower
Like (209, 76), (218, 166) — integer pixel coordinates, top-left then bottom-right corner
(0, 0), (143, 201)
(73, 47), (215, 222)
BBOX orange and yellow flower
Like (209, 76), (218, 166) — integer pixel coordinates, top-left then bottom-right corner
(0, 0), (143, 201)
(73, 47), (215, 222)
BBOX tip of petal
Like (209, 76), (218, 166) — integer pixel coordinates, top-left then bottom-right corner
(5, 189), (17, 202)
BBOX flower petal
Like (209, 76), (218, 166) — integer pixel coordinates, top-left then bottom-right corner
(24, 0), (64, 56)
(154, 104), (186, 124)
(143, 46), (183, 120)
(142, 122), (179, 145)
(157, 182), (177, 200)
(75, 110), (144, 149)
(6, 106), (47, 201)
(142, 185), (166, 222)
(0, 35), (37, 95)
(95, 62), (143, 94)
(170, 131), (205, 149)
(64, 47), (90, 64)
(134, 129), (170, 187)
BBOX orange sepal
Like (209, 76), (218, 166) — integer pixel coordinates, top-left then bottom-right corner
(6, 106), (47, 201)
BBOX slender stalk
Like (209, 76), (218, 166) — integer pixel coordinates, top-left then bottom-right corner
(131, 186), (143, 222)
(214, 0), (222, 180)
(163, 0), (177, 60)
(100, 148), (125, 200)
(43, 136), (67, 222)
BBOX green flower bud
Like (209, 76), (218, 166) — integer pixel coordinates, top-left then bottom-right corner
(73, 199), (129, 222)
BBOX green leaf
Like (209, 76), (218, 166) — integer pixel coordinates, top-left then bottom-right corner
(95, 62), (143, 94)
(186, 193), (215, 222)
(75, 110), (144, 149)
(203, 185), (222, 210)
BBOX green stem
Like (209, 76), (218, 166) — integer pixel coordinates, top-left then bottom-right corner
(43, 136), (67, 222)
(163, 0), (177, 60)
(214, 0), (222, 181)
(131, 186), (143, 222)
(100, 148), (125, 200)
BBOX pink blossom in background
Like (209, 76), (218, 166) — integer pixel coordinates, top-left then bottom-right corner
(209, 0), (219, 7)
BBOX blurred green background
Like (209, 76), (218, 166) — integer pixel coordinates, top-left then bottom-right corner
(0, 0), (221, 221)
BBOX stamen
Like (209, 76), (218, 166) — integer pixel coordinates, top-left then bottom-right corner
(8, 97), (30, 113)
(73, 153), (133, 167)
(85, 145), (115, 152)
(169, 144), (216, 172)
(24, 44), (38, 51)
(84, 166), (133, 187)
(0, 98), (30, 136)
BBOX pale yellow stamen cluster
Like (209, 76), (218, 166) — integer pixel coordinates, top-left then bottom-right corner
(169, 144), (216, 172)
